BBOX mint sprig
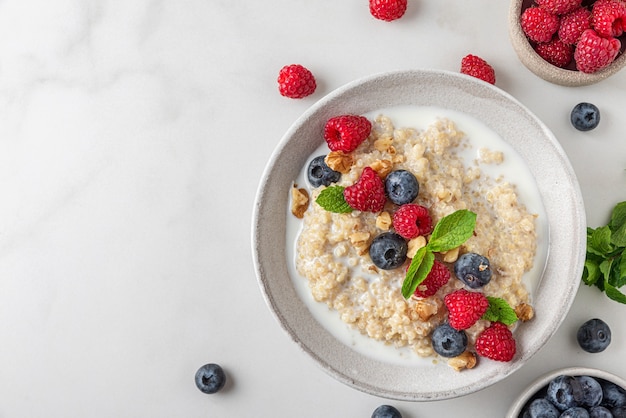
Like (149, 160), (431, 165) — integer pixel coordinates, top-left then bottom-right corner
(315, 186), (353, 213)
(482, 296), (518, 326)
(583, 201), (626, 304)
(401, 209), (476, 299)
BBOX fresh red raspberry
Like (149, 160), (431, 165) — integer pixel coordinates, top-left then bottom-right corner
(558, 7), (591, 44)
(535, 38), (574, 67)
(369, 0), (407, 22)
(574, 28), (621, 73)
(392, 204), (433, 239)
(343, 167), (386, 212)
(520, 7), (561, 43)
(536, 0), (582, 15)
(324, 115), (372, 153)
(591, 0), (626, 37)
(412, 260), (451, 298)
(444, 289), (490, 331)
(475, 322), (517, 362)
(277, 64), (316, 99)
(460, 54), (496, 84)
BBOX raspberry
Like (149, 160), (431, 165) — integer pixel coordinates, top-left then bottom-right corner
(535, 38), (574, 67)
(574, 28), (621, 73)
(369, 0), (407, 22)
(412, 260), (450, 298)
(323, 115), (372, 153)
(392, 204), (433, 239)
(558, 7), (591, 44)
(536, 0), (581, 15)
(475, 322), (517, 362)
(277, 64), (316, 99)
(460, 54), (496, 84)
(520, 7), (560, 43)
(444, 289), (489, 330)
(343, 167), (386, 212)
(591, 0), (626, 37)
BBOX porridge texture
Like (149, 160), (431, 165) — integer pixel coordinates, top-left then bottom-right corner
(294, 114), (537, 360)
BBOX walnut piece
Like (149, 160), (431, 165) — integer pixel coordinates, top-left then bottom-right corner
(373, 136), (393, 152)
(448, 351), (477, 372)
(411, 298), (439, 321)
(407, 236), (427, 258)
(442, 247), (460, 263)
(290, 186), (309, 219)
(515, 303), (534, 322)
(349, 231), (371, 256)
(376, 212), (392, 231)
(325, 151), (354, 174)
(370, 159), (393, 179)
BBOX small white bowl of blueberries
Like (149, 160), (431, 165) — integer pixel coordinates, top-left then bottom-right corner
(506, 318), (626, 418)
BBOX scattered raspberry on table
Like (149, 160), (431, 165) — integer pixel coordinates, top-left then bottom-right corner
(460, 54), (496, 84)
(369, 0), (408, 22)
(277, 64), (317, 99)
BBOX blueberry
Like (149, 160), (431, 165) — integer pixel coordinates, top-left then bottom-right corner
(578, 376), (603, 408)
(571, 102), (600, 131)
(195, 363), (226, 394)
(453, 252), (492, 289)
(600, 380), (626, 408)
(525, 398), (560, 418)
(547, 375), (584, 411)
(560, 407), (590, 418)
(385, 170), (419, 205)
(369, 232), (407, 270)
(431, 323), (467, 358)
(589, 406), (613, 418)
(577, 318), (611, 353)
(613, 406), (626, 418)
(371, 404), (402, 418)
(307, 155), (341, 187)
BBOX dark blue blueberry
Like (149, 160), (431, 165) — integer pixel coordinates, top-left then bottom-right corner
(601, 380), (626, 408)
(369, 232), (407, 270)
(613, 406), (626, 418)
(571, 102), (600, 131)
(431, 323), (467, 358)
(371, 405), (402, 418)
(547, 375), (584, 411)
(560, 407), (590, 418)
(589, 406), (613, 418)
(384, 170), (419, 205)
(577, 319), (611, 353)
(453, 252), (492, 289)
(525, 398), (560, 418)
(307, 155), (341, 187)
(195, 363), (226, 394)
(578, 376), (603, 408)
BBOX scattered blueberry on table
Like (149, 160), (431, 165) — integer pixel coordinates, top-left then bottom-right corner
(195, 363), (226, 394)
(577, 318), (612, 353)
(371, 404), (402, 418)
(570, 102), (601, 131)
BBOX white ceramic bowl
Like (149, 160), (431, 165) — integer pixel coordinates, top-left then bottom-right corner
(506, 367), (626, 417)
(252, 69), (586, 401)
(509, 0), (626, 87)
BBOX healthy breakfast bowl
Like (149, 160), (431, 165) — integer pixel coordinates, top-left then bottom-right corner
(509, 0), (626, 86)
(506, 367), (626, 417)
(252, 69), (586, 401)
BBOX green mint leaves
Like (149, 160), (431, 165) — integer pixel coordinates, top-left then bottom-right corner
(482, 296), (518, 326)
(583, 201), (626, 304)
(401, 209), (476, 299)
(315, 186), (353, 214)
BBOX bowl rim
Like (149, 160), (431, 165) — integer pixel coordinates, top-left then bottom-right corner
(508, 0), (626, 86)
(505, 366), (626, 417)
(252, 68), (586, 401)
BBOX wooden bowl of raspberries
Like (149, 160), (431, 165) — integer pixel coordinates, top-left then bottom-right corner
(509, 0), (626, 86)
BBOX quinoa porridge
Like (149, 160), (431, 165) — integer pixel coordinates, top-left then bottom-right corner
(290, 106), (544, 365)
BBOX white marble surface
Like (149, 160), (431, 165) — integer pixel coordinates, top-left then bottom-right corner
(1, 0), (625, 416)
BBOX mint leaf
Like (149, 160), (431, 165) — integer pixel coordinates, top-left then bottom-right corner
(582, 259), (601, 286)
(315, 186), (353, 213)
(427, 210), (477, 253)
(588, 226), (614, 257)
(482, 296), (518, 326)
(611, 203), (626, 247)
(604, 280), (626, 304)
(401, 247), (434, 299)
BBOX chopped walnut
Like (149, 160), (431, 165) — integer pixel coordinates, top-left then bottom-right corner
(376, 211), (392, 231)
(370, 159), (393, 179)
(407, 236), (427, 258)
(349, 231), (371, 255)
(515, 303), (534, 322)
(391, 154), (405, 164)
(325, 151), (354, 174)
(373, 136), (393, 152)
(290, 186), (309, 219)
(442, 247), (460, 263)
(448, 351), (477, 371)
(411, 298), (439, 321)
